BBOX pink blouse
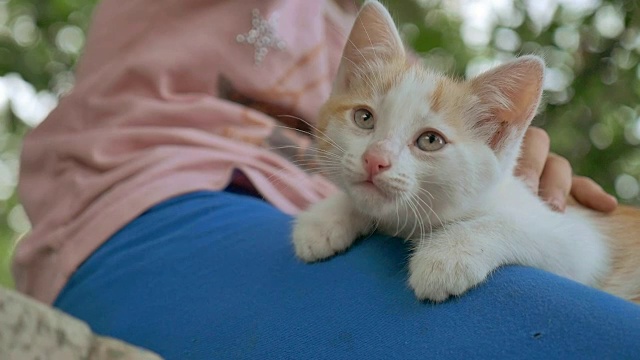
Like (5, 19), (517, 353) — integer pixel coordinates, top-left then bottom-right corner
(15, 0), (357, 304)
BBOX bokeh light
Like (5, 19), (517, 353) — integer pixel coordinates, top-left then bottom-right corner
(55, 25), (84, 55)
(11, 15), (37, 47)
(615, 173), (640, 200)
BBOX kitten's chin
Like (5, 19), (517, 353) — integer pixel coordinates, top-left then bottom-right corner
(346, 181), (397, 216)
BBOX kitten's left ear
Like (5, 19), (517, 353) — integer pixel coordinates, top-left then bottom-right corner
(470, 56), (545, 166)
(333, 1), (405, 92)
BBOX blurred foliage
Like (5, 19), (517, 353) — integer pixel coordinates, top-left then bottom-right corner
(0, 0), (639, 288)
(0, 0), (97, 287)
(389, 0), (640, 205)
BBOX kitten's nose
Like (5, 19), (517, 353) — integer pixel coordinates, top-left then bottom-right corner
(363, 151), (391, 177)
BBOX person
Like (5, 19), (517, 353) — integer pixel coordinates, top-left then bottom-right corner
(14, 0), (639, 359)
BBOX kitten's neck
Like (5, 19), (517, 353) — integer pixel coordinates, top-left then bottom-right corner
(473, 173), (526, 210)
(440, 173), (528, 226)
(375, 178), (508, 240)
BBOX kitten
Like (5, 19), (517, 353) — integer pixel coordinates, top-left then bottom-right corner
(292, 0), (640, 304)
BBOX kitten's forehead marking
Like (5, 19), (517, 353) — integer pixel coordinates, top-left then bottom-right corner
(430, 79), (446, 113)
(375, 69), (451, 138)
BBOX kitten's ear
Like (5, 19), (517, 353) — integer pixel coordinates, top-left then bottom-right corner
(334, 1), (404, 92)
(470, 56), (544, 165)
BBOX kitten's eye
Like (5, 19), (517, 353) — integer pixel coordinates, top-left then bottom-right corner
(416, 131), (447, 151)
(353, 108), (374, 130)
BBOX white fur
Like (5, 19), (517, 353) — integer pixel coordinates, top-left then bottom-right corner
(292, 1), (610, 302)
(293, 67), (609, 302)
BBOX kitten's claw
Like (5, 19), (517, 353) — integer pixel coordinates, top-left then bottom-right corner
(408, 248), (492, 302)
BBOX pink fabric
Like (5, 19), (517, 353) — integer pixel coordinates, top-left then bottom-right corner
(15, 0), (356, 304)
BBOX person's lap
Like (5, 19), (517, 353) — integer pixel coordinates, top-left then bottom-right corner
(54, 189), (640, 359)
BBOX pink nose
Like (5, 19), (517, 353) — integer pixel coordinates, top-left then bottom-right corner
(363, 151), (391, 177)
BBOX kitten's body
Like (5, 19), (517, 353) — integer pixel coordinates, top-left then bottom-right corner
(292, 0), (640, 303)
(593, 204), (640, 302)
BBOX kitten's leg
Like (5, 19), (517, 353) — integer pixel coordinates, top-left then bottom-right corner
(292, 192), (372, 262)
(408, 221), (504, 302)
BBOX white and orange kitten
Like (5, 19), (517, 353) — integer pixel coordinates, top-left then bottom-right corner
(292, 0), (640, 303)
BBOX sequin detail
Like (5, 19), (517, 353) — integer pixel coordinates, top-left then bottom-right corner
(236, 9), (287, 65)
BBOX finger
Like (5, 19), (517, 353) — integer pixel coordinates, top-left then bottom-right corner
(571, 176), (618, 213)
(514, 127), (550, 192)
(538, 154), (572, 212)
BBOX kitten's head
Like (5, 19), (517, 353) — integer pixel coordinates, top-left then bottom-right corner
(316, 1), (544, 229)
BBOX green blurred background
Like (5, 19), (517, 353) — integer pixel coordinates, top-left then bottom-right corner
(0, 0), (639, 288)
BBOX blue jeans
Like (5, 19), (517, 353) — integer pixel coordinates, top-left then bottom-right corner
(55, 190), (640, 359)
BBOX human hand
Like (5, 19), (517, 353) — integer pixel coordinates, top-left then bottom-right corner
(515, 127), (618, 213)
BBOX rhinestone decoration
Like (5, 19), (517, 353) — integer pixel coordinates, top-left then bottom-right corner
(236, 9), (287, 65)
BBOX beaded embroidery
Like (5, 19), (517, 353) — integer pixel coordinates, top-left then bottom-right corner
(236, 9), (287, 65)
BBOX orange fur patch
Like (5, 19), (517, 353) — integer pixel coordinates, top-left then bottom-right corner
(594, 204), (640, 304)
(430, 79), (446, 113)
(318, 57), (411, 135)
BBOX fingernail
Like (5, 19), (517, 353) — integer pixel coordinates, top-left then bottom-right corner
(548, 198), (565, 212)
(523, 178), (538, 192)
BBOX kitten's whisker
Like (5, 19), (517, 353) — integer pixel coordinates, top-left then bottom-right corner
(418, 188), (435, 200)
(292, 165), (342, 171)
(325, 12), (376, 87)
(339, 55), (378, 90)
(414, 177), (456, 201)
(418, 196), (432, 243)
(306, 155), (343, 164)
(392, 199), (400, 238)
(273, 125), (345, 155)
(416, 179), (450, 186)
(402, 194), (424, 246)
(264, 168), (306, 184)
(286, 158), (341, 168)
(291, 169), (342, 179)
(414, 189), (447, 234)
(415, 190), (451, 239)
(263, 157), (340, 186)
(292, 167), (343, 175)
(308, 150), (343, 161)
(404, 195), (420, 241)
(414, 177), (452, 188)
(309, 170), (344, 177)
(276, 115), (346, 154)
(349, 17), (378, 61)
(286, 159), (341, 169)
(406, 193), (429, 246)
(286, 154), (340, 163)
(268, 145), (342, 160)
(416, 186), (437, 201)
(397, 197), (412, 238)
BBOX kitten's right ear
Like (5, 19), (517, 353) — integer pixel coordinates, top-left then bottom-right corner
(470, 56), (545, 171)
(334, 1), (404, 92)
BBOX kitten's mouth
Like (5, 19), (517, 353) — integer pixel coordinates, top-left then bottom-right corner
(355, 179), (389, 198)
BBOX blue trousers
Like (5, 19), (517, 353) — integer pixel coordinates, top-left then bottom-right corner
(55, 190), (640, 359)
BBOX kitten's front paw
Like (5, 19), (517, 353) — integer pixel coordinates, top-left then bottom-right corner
(292, 214), (356, 262)
(292, 193), (370, 262)
(408, 247), (492, 302)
